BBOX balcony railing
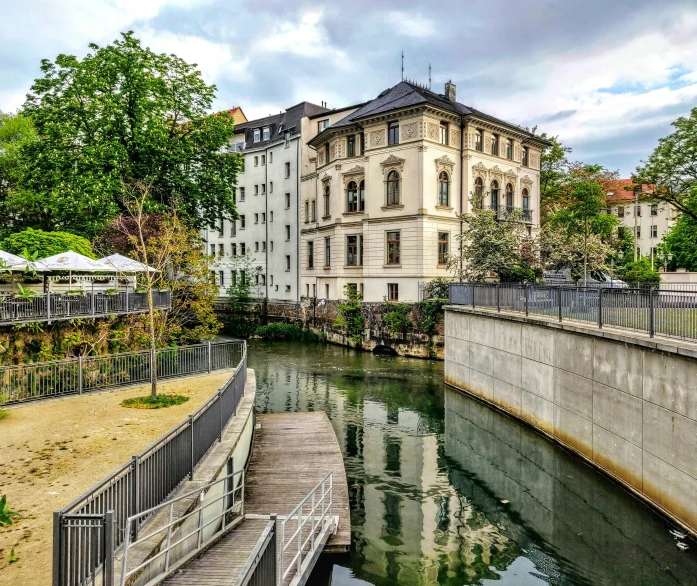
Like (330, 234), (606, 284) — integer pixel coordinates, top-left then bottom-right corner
(484, 205), (534, 223)
(0, 290), (171, 326)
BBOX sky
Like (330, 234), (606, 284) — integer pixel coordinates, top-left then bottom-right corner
(2, 0), (697, 176)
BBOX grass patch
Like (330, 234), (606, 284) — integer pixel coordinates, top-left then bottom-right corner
(121, 394), (190, 409)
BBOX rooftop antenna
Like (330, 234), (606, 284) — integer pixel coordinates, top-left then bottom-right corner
(401, 51), (404, 81)
(428, 63), (432, 89)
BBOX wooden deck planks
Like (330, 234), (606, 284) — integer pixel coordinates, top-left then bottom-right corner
(162, 411), (350, 586)
(245, 412), (351, 552)
(163, 518), (269, 585)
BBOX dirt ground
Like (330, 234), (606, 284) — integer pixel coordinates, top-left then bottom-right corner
(0, 371), (233, 586)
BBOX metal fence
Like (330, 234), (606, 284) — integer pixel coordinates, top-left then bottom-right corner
(0, 339), (244, 405)
(449, 283), (697, 341)
(52, 340), (247, 586)
(0, 290), (170, 325)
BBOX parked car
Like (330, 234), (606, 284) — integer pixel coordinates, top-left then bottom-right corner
(543, 269), (627, 288)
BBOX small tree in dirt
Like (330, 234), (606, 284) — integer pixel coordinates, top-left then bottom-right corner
(110, 181), (219, 397)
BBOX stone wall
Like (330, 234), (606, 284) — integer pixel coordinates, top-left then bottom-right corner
(444, 305), (697, 536)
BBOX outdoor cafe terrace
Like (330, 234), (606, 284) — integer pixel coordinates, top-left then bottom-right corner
(0, 250), (171, 326)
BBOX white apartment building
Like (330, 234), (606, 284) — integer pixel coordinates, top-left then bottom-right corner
(206, 101), (333, 301)
(605, 180), (678, 264)
(300, 80), (549, 302)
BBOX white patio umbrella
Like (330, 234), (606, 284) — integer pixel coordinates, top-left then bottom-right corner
(38, 250), (112, 292)
(98, 253), (159, 273)
(0, 249), (47, 271)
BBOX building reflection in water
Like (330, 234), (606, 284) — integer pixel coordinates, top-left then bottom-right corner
(250, 340), (697, 586)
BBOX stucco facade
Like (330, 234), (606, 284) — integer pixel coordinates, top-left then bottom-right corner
(301, 81), (547, 302)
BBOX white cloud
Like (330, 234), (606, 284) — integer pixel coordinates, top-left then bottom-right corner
(382, 11), (437, 39)
(257, 10), (350, 69)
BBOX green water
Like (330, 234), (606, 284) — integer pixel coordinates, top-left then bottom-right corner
(248, 340), (697, 585)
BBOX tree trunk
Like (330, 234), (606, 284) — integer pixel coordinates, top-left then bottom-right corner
(148, 287), (158, 398)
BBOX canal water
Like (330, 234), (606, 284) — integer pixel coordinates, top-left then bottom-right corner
(247, 340), (697, 586)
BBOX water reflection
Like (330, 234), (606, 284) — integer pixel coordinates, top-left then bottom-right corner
(249, 340), (697, 585)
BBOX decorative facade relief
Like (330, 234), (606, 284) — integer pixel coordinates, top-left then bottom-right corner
(380, 154), (405, 174)
(401, 121), (419, 140)
(426, 122), (439, 141)
(520, 174), (533, 187)
(451, 128), (461, 147)
(321, 173), (332, 185)
(435, 155), (456, 174)
(318, 151), (324, 166)
(369, 129), (385, 147)
(472, 162), (488, 176)
(342, 165), (365, 185)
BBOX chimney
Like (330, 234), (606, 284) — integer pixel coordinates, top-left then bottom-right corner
(445, 80), (456, 102)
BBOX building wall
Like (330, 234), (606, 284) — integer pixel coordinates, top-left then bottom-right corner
(301, 110), (542, 302)
(444, 306), (697, 536)
(608, 199), (678, 261)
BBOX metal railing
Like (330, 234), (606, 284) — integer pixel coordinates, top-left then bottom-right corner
(1, 339), (244, 405)
(0, 290), (170, 325)
(118, 469), (245, 586)
(52, 341), (247, 586)
(484, 205), (534, 223)
(449, 283), (697, 341)
(279, 471), (334, 586)
(237, 517), (277, 586)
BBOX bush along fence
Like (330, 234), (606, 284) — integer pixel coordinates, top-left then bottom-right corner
(0, 289), (171, 325)
(51, 340), (247, 586)
(449, 283), (697, 342)
(0, 339), (244, 405)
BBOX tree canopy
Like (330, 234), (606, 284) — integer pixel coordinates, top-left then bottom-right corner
(14, 31), (241, 238)
(634, 107), (697, 222)
(659, 187), (697, 271)
(1, 228), (95, 258)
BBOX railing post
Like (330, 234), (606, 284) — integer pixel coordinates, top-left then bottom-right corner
(496, 283), (500, 313)
(472, 284), (475, 309)
(525, 285), (529, 316)
(130, 455), (140, 541)
(104, 511), (115, 586)
(78, 355), (83, 394)
(598, 288), (603, 329)
(52, 511), (61, 586)
(649, 288), (655, 338)
(558, 287), (563, 322)
(125, 287), (129, 313)
(91, 281), (95, 317)
(190, 414), (195, 480)
(207, 340), (212, 373)
(218, 390), (223, 442)
(47, 291), (51, 324)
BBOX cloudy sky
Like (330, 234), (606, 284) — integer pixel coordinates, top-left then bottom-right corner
(2, 0), (697, 176)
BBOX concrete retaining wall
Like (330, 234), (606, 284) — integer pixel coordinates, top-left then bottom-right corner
(444, 306), (697, 535)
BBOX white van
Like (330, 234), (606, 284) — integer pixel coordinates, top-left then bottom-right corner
(543, 269), (627, 288)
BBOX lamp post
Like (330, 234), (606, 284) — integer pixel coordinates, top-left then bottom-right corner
(633, 184), (642, 262)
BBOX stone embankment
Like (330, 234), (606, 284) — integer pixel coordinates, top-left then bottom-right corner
(444, 305), (697, 536)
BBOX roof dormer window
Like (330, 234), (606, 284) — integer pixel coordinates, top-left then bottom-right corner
(253, 129), (260, 143)
(262, 127), (270, 141)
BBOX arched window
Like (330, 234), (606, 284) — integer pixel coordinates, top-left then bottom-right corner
(347, 181), (358, 212)
(359, 180), (365, 211)
(522, 188), (530, 210)
(386, 170), (400, 206)
(323, 185), (330, 217)
(438, 171), (450, 206)
(506, 183), (514, 208)
(474, 177), (484, 203)
(491, 180), (499, 210)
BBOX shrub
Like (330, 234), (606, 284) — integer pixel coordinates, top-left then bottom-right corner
(2, 228), (95, 258)
(121, 394), (190, 409)
(423, 277), (450, 300)
(382, 301), (412, 334)
(334, 285), (364, 344)
(0, 495), (19, 527)
(417, 300), (444, 335)
(254, 323), (318, 342)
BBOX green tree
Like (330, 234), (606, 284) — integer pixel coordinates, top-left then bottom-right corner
(659, 187), (697, 271)
(539, 133), (572, 223)
(619, 257), (660, 283)
(16, 31), (241, 238)
(449, 195), (534, 282)
(548, 181), (617, 284)
(634, 107), (697, 222)
(1, 228), (95, 258)
(0, 111), (37, 236)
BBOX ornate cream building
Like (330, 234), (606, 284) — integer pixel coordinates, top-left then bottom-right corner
(300, 80), (549, 302)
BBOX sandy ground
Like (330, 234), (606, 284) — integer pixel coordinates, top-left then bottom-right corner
(0, 371), (233, 586)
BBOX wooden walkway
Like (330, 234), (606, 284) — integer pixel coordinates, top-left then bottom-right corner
(245, 412), (350, 553)
(163, 411), (350, 586)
